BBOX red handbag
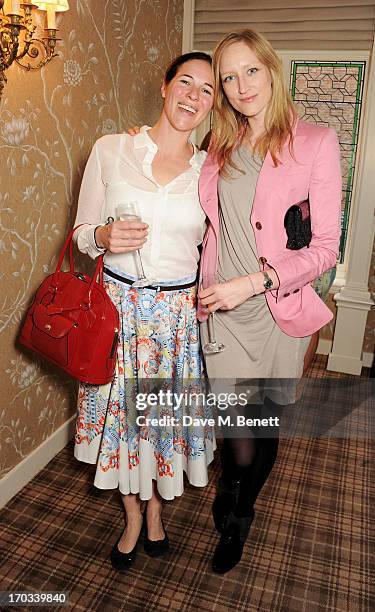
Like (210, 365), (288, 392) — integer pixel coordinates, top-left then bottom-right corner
(19, 226), (119, 385)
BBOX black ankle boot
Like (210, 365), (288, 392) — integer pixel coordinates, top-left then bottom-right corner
(212, 477), (241, 533)
(212, 510), (254, 574)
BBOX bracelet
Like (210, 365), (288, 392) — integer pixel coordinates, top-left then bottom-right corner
(247, 275), (256, 297)
(94, 225), (106, 250)
(95, 217), (114, 251)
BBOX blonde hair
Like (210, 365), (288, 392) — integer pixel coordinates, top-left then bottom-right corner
(210, 29), (296, 174)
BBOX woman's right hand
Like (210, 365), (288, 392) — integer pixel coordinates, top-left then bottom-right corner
(95, 220), (148, 253)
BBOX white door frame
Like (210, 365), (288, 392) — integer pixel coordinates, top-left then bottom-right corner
(182, 0), (195, 53)
(327, 44), (375, 374)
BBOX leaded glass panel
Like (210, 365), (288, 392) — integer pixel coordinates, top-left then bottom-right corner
(290, 61), (366, 262)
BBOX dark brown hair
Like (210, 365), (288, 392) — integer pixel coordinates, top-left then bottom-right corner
(164, 51), (212, 83)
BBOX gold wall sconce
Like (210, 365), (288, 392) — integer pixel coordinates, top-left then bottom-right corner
(0, 0), (69, 98)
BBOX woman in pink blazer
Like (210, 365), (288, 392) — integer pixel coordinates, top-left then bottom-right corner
(198, 30), (342, 573)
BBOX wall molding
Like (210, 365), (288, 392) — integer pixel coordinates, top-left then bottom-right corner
(328, 41), (375, 375)
(182, 0), (195, 53)
(0, 415), (76, 509)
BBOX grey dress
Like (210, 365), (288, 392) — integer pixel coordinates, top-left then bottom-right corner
(201, 147), (310, 405)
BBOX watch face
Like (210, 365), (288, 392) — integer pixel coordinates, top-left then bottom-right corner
(263, 274), (273, 290)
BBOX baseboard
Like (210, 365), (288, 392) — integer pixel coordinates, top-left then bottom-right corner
(317, 338), (373, 368)
(0, 415), (76, 509)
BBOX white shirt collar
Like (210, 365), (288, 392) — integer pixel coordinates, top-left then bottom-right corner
(133, 125), (156, 151)
(133, 125), (205, 173)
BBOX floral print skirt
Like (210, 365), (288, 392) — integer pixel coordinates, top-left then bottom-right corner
(74, 275), (215, 500)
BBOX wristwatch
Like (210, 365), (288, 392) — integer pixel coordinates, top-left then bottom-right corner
(262, 271), (273, 291)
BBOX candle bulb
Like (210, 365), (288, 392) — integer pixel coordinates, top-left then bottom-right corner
(10, 0), (21, 13)
(46, 6), (56, 29)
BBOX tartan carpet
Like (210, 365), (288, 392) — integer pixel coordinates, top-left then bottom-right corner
(0, 356), (373, 611)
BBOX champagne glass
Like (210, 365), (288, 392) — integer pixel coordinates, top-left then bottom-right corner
(116, 201), (152, 288)
(201, 273), (225, 354)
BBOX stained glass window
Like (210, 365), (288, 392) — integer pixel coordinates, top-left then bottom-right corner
(290, 61), (366, 262)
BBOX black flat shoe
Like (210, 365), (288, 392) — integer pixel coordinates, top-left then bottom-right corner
(144, 515), (169, 558)
(212, 477), (241, 533)
(212, 510), (254, 574)
(110, 526), (143, 572)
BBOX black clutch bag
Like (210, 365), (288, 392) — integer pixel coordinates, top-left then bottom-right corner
(284, 198), (312, 250)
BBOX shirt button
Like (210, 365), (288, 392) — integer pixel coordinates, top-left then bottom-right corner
(283, 292), (290, 297)
(259, 257), (267, 265)
(255, 222), (262, 230)
(293, 289), (300, 293)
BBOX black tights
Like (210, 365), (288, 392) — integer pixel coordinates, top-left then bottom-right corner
(221, 399), (281, 518)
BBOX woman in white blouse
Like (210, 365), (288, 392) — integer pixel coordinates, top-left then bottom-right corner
(73, 52), (215, 571)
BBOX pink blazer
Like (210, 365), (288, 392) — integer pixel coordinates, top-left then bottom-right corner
(198, 119), (342, 337)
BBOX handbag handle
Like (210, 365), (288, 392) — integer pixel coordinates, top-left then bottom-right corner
(54, 225), (82, 275)
(52, 226), (105, 298)
(87, 254), (104, 302)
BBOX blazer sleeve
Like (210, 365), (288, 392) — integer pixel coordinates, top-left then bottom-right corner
(73, 139), (107, 259)
(268, 127), (342, 301)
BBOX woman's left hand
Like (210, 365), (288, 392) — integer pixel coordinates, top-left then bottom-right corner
(199, 276), (254, 313)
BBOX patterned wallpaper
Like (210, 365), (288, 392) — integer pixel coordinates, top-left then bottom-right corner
(0, 0), (183, 477)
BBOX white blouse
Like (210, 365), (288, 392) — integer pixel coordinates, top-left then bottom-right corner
(74, 126), (207, 283)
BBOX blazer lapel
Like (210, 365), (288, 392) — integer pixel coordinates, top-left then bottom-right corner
(253, 117), (307, 205)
